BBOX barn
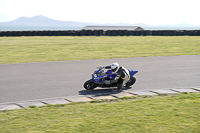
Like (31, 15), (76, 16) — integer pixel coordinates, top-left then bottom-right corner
(82, 26), (144, 31)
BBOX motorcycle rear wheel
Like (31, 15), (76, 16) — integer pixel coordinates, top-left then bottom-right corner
(83, 79), (97, 90)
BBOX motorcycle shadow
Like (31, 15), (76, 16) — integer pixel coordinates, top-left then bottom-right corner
(79, 87), (132, 96)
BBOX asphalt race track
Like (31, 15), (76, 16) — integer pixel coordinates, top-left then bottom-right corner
(0, 55), (200, 104)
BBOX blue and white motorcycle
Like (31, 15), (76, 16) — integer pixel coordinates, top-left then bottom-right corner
(83, 67), (138, 90)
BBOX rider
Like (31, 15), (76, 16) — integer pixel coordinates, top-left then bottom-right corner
(103, 62), (130, 91)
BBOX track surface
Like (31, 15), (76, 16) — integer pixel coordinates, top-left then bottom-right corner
(0, 55), (200, 103)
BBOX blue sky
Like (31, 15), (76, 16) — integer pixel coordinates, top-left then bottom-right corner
(0, 0), (200, 25)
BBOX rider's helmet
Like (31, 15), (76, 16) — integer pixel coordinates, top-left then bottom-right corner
(111, 62), (120, 73)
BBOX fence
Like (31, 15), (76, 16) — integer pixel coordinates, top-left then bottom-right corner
(0, 30), (200, 37)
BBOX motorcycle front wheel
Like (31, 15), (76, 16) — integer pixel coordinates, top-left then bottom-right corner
(83, 79), (98, 90)
(126, 77), (136, 87)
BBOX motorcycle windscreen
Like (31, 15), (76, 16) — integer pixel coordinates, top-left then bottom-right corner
(128, 69), (138, 77)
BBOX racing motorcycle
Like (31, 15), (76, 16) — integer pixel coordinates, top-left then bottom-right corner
(83, 67), (138, 90)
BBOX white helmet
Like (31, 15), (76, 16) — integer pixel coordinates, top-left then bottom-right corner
(111, 62), (120, 73)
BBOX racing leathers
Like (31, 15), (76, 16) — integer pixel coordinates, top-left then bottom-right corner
(104, 65), (130, 91)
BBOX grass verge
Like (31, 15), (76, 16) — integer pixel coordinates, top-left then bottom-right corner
(0, 93), (199, 133)
(0, 36), (200, 64)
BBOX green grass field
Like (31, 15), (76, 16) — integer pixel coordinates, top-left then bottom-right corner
(0, 93), (200, 133)
(0, 36), (200, 64)
(0, 36), (200, 132)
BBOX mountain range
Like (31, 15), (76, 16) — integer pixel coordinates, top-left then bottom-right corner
(0, 15), (198, 27)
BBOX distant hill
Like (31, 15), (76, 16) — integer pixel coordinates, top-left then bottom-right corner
(158, 22), (199, 27)
(0, 15), (95, 27)
(0, 15), (148, 27)
(0, 15), (198, 27)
